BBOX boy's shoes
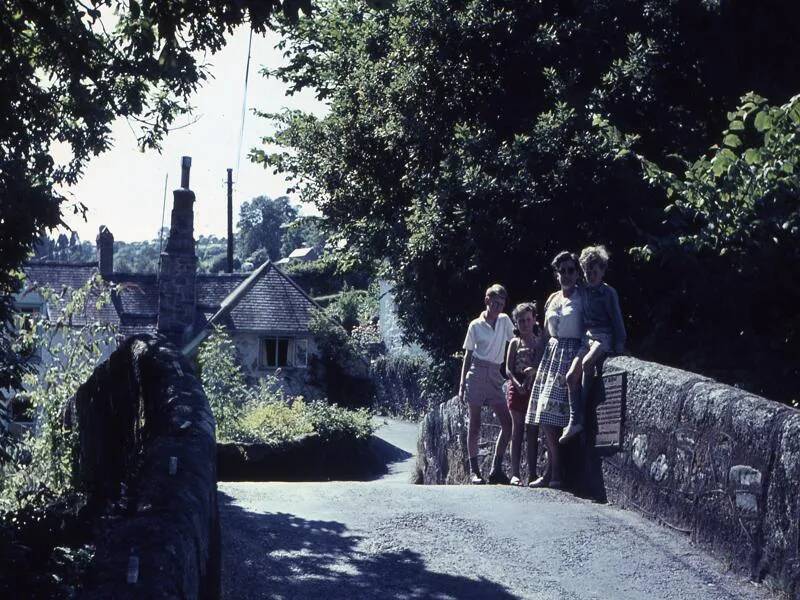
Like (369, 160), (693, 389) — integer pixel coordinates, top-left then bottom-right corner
(487, 470), (510, 485)
(509, 475), (523, 486)
(559, 422), (584, 444)
(528, 476), (550, 488)
(470, 473), (485, 485)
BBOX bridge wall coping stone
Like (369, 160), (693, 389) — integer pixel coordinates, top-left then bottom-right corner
(76, 335), (220, 600)
(416, 355), (800, 598)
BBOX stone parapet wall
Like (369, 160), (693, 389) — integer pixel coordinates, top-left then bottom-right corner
(76, 334), (219, 600)
(417, 356), (800, 597)
(602, 356), (800, 597)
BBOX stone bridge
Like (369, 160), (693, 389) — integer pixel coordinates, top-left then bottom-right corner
(74, 337), (799, 599)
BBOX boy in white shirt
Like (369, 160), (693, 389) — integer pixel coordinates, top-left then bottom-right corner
(458, 284), (515, 484)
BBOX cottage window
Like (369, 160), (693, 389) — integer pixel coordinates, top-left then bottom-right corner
(259, 337), (309, 369)
(261, 337), (289, 368)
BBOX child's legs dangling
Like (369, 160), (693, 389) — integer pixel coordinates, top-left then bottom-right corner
(560, 355), (584, 443)
(580, 342), (606, 410)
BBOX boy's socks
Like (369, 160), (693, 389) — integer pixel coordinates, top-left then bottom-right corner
(561, 386), (585, 444)
(569, 388), (583, 426)
(469, 456), (481, 476)
(469, 456), (485, 484)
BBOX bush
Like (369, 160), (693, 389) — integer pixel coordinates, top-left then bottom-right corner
(370, 354), (457, 419)
(305, 401), (374, 442)
(238, 399), (314, 444)
(283, 257), (372, 297)
(198, 326), (375, 443)
(197, 325), (249, 441)
(237, 398), (373, 445)
(1, 275), (118, 513)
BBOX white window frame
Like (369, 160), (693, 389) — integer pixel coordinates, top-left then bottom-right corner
(258, 337), (310, 369)
(294, 338), (308, 368)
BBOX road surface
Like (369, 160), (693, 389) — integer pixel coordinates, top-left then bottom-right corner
(219, 418), (773, 600)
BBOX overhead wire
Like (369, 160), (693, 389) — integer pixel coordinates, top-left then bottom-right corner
(158, 173), (168, 275)
(236, 26), (254, 178)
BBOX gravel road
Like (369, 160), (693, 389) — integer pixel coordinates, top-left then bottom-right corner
(219, 419), (775, 600)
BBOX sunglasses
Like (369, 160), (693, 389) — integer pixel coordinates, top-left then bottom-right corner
(556, 266), (576, 276)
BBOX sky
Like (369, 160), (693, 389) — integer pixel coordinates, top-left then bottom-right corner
(55, 26), (326, 244)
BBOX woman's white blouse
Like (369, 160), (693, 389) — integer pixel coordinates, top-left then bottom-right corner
(544, 290), (583, 339)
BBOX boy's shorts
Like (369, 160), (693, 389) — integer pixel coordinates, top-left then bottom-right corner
(463, 357), (506, 407)
(583, 330), (613, 354)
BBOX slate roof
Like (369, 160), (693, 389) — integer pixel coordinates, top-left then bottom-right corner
(20, 260), (319, 344)
(21, 262), (121, 329)
(196, 274), (248, 311)
(228, 266), (316, 333)
(182, 261), (321, 355)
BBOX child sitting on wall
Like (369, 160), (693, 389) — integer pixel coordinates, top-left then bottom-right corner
(560, 245), (627, 444)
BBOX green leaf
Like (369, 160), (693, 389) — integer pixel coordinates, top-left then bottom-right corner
(788, 98), (800, 124)
(754, 111), (772, 132)
(729, 120), (745, 131)
(723, 134), (742, 148)
(744, 148), (762, 165)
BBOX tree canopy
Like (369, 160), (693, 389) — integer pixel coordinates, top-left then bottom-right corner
(0, 0), (312, 388)
(259, 0), (800, 401)
(237, 195), (298, 261)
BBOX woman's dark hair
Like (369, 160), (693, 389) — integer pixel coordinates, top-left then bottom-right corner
(551, 250), (585, 284)
(550, 250), (579, 270)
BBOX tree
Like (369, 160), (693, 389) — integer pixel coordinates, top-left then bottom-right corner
(258, 0), (800, 370)
(2, 276), (118, 511)
(197, 325), (249, 442)
(0, 0), (312, 388)
(280, 215), (327, 256)
(619, 93), (800, 402)
(0, 2), (316, 371)
(237, 195), (298, 261)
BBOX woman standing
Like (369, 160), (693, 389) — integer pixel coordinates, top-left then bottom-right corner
(525, 251), (584, 488)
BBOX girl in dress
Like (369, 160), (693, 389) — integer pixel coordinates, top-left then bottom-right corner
(505, 302), (545, 486)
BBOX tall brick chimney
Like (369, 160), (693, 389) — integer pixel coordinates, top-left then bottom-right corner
(157, 156), (198, 345)
(96, 226), (114, 277)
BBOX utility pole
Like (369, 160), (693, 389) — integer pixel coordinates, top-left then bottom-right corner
(226, 168), (234, 273)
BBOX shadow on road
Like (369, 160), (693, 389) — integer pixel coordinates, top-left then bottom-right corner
(364, 435), (414, 481)
(219, 491), (519, 599)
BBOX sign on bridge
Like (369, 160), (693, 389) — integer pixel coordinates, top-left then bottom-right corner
(595, 370), (626, 451)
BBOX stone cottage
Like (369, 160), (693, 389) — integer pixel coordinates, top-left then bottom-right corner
(17, 158), (324, 394)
